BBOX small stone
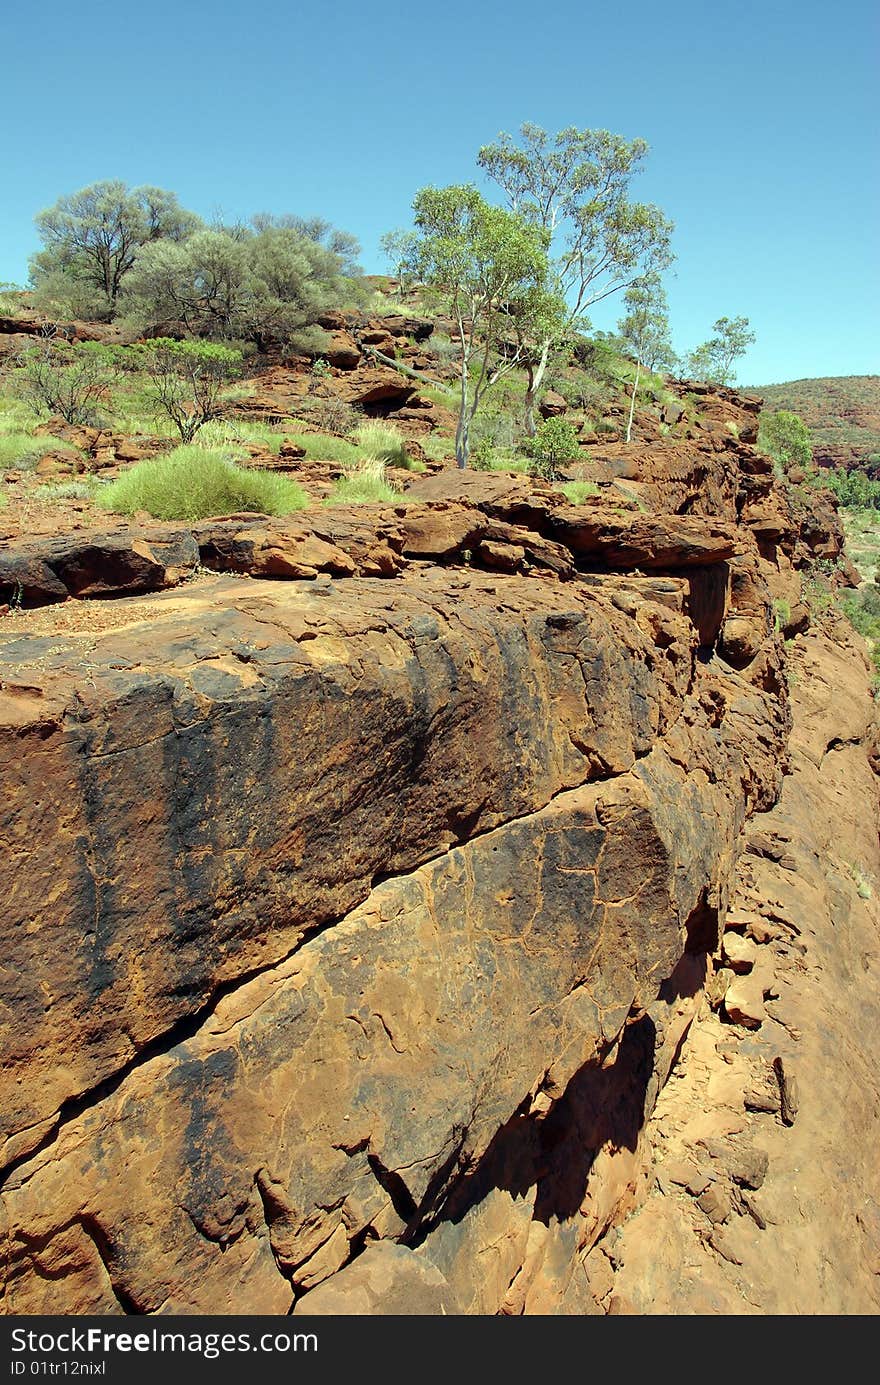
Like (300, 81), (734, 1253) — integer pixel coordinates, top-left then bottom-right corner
(724, 973), (766, 1028)
(698, 1185), (731, 1225)
(710, 1229), (743, 1264)
(662, 1157), (710, 1196)
(722, 932), (759, 973)
(729, 1145), (769, 1190)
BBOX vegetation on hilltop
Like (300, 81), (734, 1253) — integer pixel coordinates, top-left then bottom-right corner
(749, 376), (880, 474)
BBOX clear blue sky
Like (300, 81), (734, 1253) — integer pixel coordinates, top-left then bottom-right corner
(2, 0), (877, 384)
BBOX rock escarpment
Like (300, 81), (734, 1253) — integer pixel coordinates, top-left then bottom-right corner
(1, 412), (877, 1315)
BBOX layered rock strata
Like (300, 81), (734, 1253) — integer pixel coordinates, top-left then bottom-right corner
(1, 448), (874, 1315)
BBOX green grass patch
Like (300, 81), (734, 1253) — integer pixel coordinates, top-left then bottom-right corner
(418, 384), (457, 412)
(0, 397), (43, 432)
(326, 473), (402, 506)
(421, 433), (456, 463)
(0, 432), (55, 469)
(99, 446), (308, 521)
(560, 480), (600, 503)
(34, 481), (98, 502)
(355, 421), (424, 470)
(197, 419), (283, 454)
(285, 432), (362, 466)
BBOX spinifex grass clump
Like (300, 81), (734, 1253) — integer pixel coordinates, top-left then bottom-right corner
(355, 421), (424, 471)
(560, 480), (599, 503)
(100, 446), (308, 521)
(326, 455), (403, 505)
(285, 432), (362, 466)
(0, 433), (55, 469)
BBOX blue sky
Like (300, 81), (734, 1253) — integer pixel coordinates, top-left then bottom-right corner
(2, 0), (877, 383)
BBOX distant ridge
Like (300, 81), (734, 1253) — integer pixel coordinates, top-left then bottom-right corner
(746, 375), (880, 473)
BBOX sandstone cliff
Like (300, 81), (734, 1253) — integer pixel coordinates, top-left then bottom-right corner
(1, 388), (878, 1315)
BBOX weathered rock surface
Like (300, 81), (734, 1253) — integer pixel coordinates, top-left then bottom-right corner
(0, 515), (791, 1313)
(599, 630), (880, 1315)
(0, 391), (875, 1317)
(0, 567), (701, 1170)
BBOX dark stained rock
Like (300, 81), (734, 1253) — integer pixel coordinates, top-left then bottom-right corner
(0, 567), (701, 1173)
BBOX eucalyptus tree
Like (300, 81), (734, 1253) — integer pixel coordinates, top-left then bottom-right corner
(617, 274), (674, 442)
(410, 183), (555, 467)
(688, 316), (756, 385)
(478, 124), (674, 432)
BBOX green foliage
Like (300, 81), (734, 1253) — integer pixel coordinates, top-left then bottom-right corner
(30, 181), (201, 318)
(772, 598), (792, 633)
(379, 229), (420, 297)
(687, 316), (755, 385)
(478, 124), (674, 432)
(355, 421), (421, 469)
(310, 357), (331, 378)
(420, 433), (457, 463)
(526, 416), (580, 480)
(99, 446), (307, 520)
(469, 437), (498, 471)
(0, 283), (28, 316)
(285, 432), (362, 466)
(849, 863), (874, 900)
(0, 432), (55, 469)
(478, 125), (674, 319)
(120, 224), (349, 345)
(814, 466), (880, 510)
(745, 376), (880, 469)
(132, 339), (242, 443)
(758, 410), (813, 469)
(409, 183), (553, 466)
(617, 274), (675, 374)
(8, 339), (117, 424)
(561, 480), (599, 503)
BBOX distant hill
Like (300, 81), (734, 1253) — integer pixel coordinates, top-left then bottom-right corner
(746, 375), (880, 474)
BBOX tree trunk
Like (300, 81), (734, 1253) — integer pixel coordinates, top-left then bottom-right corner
(523, 341), (550, 437)
(626, 359), (641, 444)
(455, 358), (470, 468)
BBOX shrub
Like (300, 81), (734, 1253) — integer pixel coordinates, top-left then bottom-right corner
(758, 410), (812, 469)
(298, 394), (361, 436)
(815, 467), (880, 510)
(99, 446), (307, 520)
(561, 480), (599, 504)
(132, 339), (242, 443)
(120, 224), (351, 344)
(469, 436), (497, 471)
(10, 339), (117, 424)
(526, 416), (580, 481)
